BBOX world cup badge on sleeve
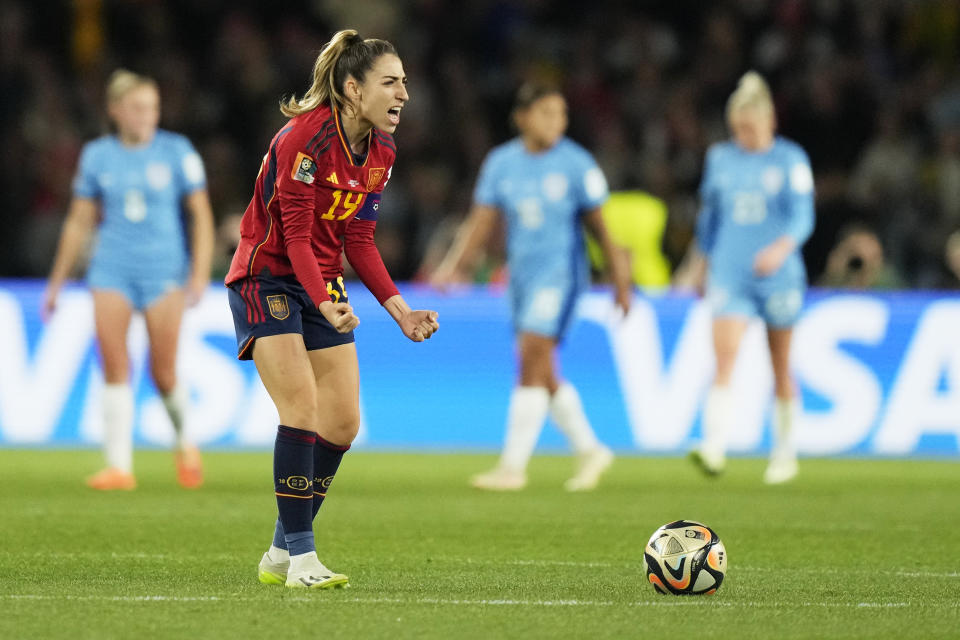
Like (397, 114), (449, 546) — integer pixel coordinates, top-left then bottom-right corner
(292, 152), (317, 184)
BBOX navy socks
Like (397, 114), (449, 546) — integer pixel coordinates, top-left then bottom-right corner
(271, 428), (351, 555)
(273, 425), (316, 556)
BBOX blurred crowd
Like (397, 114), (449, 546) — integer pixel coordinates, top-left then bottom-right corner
(3, 0), (960, 289)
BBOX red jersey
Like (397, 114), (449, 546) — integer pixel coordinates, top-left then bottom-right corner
(226, 104), (400, 305)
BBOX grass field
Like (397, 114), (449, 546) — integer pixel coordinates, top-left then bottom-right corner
(1, 450), (958, 639)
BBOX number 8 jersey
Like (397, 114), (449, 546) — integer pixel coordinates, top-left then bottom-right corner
(226, 103), (399, 306)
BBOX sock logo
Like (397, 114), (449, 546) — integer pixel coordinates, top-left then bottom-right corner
(284, 475), (310, 491)
(319, 475), (335, 489)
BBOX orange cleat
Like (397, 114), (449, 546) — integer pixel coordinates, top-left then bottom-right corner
(86, 467), (137, 491)
(175, 445), (204, 489)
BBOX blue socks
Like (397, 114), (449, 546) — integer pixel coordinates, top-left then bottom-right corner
(271, 428), (351, 555)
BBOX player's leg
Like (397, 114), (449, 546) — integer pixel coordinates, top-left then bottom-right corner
(760, 285), (803, 484)
(253, 333), (345, 588)
(471, 331), (553, 490)
(764, 327), (799, 484)
(87, 288), (136, 490)
(691, 316), (748, 475)
(143, 287), (202, 488)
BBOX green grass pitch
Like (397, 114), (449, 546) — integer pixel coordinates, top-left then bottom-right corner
(1, 450), (958, 639)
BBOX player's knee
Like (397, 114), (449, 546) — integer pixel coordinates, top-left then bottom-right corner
(323, 414), (360, 444)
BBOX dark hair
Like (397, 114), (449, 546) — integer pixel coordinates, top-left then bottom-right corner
(281, 29), (398, 117)
(513, 80), (563, 113)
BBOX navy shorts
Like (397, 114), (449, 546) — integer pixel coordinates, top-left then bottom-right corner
(227, 274), (354, 360)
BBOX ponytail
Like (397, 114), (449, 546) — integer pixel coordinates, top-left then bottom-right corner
(281, 29), (398, 117)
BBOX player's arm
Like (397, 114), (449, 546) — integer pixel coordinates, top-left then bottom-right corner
(430, 203), (499, 289)
(681, 150), (719, 294)
(182, 189), (215, 306)
(582, 206), (632, 315)
(343, 200), (438, 342)
(753, 153), (815, 277)
(276, 145), (356, 333)
(43, 197), (99, 318)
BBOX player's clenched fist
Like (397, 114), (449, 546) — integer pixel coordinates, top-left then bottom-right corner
(318, 301), (360, 333)
(402, 310), (439, 342)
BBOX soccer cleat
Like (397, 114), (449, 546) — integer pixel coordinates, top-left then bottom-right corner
(470, 467), (527, 491)
(763, 454), (798, 485)
(175, 445), (204, 489)
(284, 552), (349, 589)
(257, 551), (289, 585)
(688, 449), (725, 477)
(564, 446), (614, 492)
(86, 467), (137, 491)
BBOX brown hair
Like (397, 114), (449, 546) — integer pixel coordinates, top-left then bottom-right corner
(281, 29), (398, 117)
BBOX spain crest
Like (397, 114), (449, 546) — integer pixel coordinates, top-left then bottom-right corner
(367, 167), (385, 191)
(266, 294), (290, 320)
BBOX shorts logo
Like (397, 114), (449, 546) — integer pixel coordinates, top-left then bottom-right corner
(285, 475), (309, 491)
(266, 294), (290, 320)
(367, 167), (385, 191)
(292, 152), (317, 184)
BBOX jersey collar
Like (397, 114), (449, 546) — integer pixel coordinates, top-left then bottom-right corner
(333, 107), (372, 167)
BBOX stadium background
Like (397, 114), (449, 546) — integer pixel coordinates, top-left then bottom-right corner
(1, 0), (959, 456)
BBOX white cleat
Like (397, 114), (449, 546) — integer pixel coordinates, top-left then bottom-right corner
(564, 446), (614, 492)
(257, 550), (289, 585)
(764, 455), (798, 485)
(284, 552), (349, 589)
(688, 448), (726, 477)
(470, 467), (527, 491)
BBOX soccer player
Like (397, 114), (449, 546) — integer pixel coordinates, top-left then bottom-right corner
(225, 30), (438, 589)
(432, 82), (632, 492)
(44, 69), (214, 491)
(687, 71), (815, 484)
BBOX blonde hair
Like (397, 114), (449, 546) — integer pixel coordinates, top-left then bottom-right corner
(726, 70), (774, 122)
(105, 69), (157, 104)
(281, 29), (398, 118)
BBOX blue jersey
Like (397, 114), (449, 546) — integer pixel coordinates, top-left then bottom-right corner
(474, 137), (608, 337)
(474, 137), (608, 286)
(73, 130), (206, 278)
(696, 136), (814, 284)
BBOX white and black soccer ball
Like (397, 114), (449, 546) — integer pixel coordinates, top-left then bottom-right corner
(643, 520), (727, 595)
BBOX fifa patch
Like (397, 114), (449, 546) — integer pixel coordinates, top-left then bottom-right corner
(367, 167), (385, 191)
(266, 294), (290, 320)
(291, 152), (317, 184)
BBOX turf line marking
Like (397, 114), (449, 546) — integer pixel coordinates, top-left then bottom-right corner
(0, 595), (939, 609)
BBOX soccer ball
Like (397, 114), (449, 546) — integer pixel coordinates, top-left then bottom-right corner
(643, 520), (727, 595)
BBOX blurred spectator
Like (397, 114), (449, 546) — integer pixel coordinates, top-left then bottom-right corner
(819, 223), (905, 290)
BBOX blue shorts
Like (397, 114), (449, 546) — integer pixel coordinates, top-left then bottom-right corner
(706, 274), (805, 328)
(87, 262), (185, 311)
(227, 274), (354, 360)
(510, 278), (580, 340)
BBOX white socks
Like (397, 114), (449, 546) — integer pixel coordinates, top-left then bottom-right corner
(102, 383), (134, 473)
(161, 383), (189, 450)
(499, 386), (550, 472)
(549, 382), (600, 455)
(771, 397), (796, 459)
(701, 385), (732, 463)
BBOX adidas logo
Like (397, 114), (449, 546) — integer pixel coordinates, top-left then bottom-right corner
(326, 172), (339, 184)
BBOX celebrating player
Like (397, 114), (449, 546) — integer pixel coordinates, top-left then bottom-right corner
(432, 81), (632, 492)
(687, 71), (815, 484)
(226, 30), (438, 589)
(44, 69), (214, 491)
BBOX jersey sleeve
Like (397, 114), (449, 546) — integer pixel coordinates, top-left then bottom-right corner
(472, 152), (500, 207)
(695, 147), (721, 255)
(274, 133), (329, 306)
(783, 148), (815, 245)
(72, 143), (101, 200)
(173, 136), (207, 195)
(577, 152), (609, 212)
